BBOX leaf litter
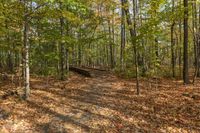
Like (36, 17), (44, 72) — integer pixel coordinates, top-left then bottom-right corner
(0, 72), (200, 133)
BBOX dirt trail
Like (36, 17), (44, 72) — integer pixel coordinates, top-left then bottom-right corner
(0, 72), (200, 133)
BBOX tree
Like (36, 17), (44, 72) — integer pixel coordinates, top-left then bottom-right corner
(1, 0), (197, 99)
(122, 0), (140, 95)
(22, 1), (49, 99)
(120, 0), (126, 72)
(23, 0), (30, 99)
(183, 0), (190, 84)
(59, 1), (65, 80)
(171, 0), (176, 78)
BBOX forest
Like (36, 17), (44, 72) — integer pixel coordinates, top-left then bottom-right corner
(0, 0), (200, 132)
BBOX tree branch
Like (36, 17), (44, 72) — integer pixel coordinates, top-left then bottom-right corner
(24, 2), (49, 18)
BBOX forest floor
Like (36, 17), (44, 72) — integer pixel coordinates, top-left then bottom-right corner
(0, 70), (200, 133)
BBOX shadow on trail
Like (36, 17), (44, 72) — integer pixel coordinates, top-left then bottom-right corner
(31, 79), (200, 132)
(26, 100), (92, 132)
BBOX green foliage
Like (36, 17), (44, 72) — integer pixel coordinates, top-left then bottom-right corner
(0, 0), (197, 79)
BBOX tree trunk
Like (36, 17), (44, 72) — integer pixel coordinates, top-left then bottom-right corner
(183, 0), (190, 84)
(59, 2), (65, 80)
(108, 20), (114, 69)
(171, 0), (176, 77)
(120, 0), (126, 72)
(179, 6), (182, 78)
(197, 4), (200, 77)
(123, 0), (140, 95)
(66, 49), (69, 78)
(23, 11), (30, 99)
(192, 0), (199, 82)
(112, 9), (116, 68)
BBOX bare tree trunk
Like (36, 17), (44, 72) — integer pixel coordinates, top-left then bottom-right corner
(120, 0), (126, 72)
(183, 0), (190, 84)
(59, 2), (65, 80)
(112, 9), (116, 68)
(23, 4), (30, 99)
(78, 32), (82, 66)
(171, 0), (176, 77)
(197, 4), (200, 77)
(192, 0), (199, 83)
(123, 0), (140, 95)
(108, 19), (114, 69)
(66, 49), (69, 78)
(179, 10), (182, 78)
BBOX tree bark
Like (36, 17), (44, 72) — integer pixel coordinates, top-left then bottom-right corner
(66, 49), (69, 76)
(108, 19), (114, 69)
(120, 0), (126, 72)
(23, 4), (30, 99)
(171, 0), (176, 77)
(183, 0), (190, 84)
(123, 0), (140, 95)
(59, 2), (65, 80)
